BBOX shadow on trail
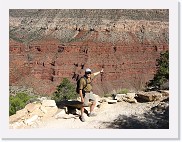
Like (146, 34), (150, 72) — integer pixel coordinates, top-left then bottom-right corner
(56, 100), (83, 108)
(56, 100), (90, 116)
(55, 100), (82, 114)
(103, 102), (169, 129)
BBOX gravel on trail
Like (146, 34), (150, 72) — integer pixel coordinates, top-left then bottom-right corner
(36, 100), (169, 129)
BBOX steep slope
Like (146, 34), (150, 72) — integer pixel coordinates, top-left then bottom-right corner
(9, 9), (169, 95)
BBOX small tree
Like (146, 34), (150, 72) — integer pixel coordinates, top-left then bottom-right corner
(147, 51), (169, 90)
(52, 78), (77, 103)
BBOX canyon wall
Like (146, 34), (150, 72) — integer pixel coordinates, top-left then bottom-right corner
(9, 9), (169, 96)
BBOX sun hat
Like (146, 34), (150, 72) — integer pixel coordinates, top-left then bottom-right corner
(85, 68), (91, 73)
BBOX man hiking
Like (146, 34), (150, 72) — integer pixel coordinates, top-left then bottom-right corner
(78, 68), (104, 122)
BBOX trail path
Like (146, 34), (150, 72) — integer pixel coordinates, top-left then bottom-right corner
(37, 101), (164, 129)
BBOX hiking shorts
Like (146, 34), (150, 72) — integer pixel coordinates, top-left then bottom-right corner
(83, 91), (96, 106)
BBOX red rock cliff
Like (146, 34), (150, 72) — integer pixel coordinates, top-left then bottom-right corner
(9, 9), (169, 95)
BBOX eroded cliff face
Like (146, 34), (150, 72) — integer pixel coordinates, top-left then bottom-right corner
(9, 9), (169, 95)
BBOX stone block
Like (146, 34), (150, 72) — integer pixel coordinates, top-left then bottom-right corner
(41, 106), (58, 117)
(123, 97), (137, 103)
(40, 105), (47, 114)
(42, 100), (56, 107)
(159, 90), (169, 97)
(126, 93), (136, 99)
(54, 109), (66, 119)
(9, 114), (20, 123)
(116, 94), (126, 100)
(29, 108), (45, 117)
(16, 109), (28, 118)
(9, 121), (26, 129)
(25, 103), (41, 113)
(24, 115), (39, 125)
(137, 91), (162, 102)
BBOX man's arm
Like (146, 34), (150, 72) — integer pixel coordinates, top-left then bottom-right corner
(93, 68), (104, 76)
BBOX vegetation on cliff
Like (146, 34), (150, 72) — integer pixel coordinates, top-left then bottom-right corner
(147, 51), (169, 90)
(9, 9), (169, 44)
(9, 93), (32, 116)
(52, 78), (77, 103)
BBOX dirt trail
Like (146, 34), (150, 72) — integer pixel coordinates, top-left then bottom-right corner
(36, 100), (167, 129)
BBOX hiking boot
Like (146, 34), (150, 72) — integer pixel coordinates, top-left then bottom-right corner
(79, 115), (85, 122)
(88, 112), (97, 117)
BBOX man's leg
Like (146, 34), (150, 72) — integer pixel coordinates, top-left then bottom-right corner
(81, 107), (84, 116)
(80, 93), (89, 122)
(80, 106), (85, 122)
(88, 92), (97, 117)
(90, 100), (96, 113)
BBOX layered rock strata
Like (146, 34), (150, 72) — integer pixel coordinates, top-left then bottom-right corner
(9, 9), (169, 95)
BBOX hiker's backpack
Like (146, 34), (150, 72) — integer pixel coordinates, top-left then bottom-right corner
(76, 76), (87, 94)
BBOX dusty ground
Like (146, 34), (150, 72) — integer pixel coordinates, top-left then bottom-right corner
(35, 99), (169, 129)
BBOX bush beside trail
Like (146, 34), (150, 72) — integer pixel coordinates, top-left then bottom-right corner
(51, 78), (78, 103)
(9, 93), (33, 116)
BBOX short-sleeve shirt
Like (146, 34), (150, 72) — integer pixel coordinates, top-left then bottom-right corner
(79, 74), (94, 92)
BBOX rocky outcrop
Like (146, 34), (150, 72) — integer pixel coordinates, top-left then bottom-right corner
(9, 99), (59, 129)
(136, 91), (169, 102)
(9, 91), (169, 129)
(9, 10), (169, 95)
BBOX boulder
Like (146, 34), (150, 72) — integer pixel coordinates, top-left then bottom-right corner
(42, 100), (57, 107)
(16, 108), (28, 118)
(54, 109), (67, 119)
(115, 94), (126, 101)
(159, 90), (169, 97)
(40, 106), (58, 117)
(126, 93), (136, 99)
(9, 114), (21, 123)
(29, 107), (45, 117)
(137, 91), (162, 102)
(40, 105), (48, 114)
(24, 115), (39, 125)
(9, 121), (26, 129)
(122, 97), (137, 103)
(25, 103), (41, 113)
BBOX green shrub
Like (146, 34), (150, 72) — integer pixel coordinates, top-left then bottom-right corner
(9, 92), (31, 116)
(118, 88), (129, 94)
(52, 78), (77, 103)
(147, 51), (169, 89)
(104, 93), (111, 97)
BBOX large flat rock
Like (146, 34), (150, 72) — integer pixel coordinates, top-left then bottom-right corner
(137, 91), (162, 102)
